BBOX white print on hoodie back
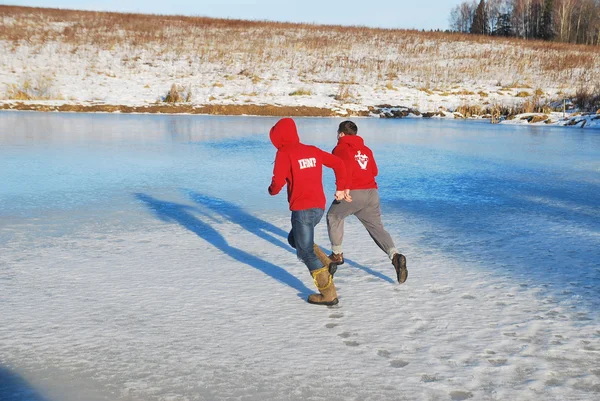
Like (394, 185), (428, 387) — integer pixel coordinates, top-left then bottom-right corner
(298, 157), (316, 169)
(355, 151), (369, 170)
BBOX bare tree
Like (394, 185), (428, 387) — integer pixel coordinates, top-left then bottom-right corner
(573, 0), (592, 43)
(555, 0), (576, 42)
(579, 0), (600, 44)
(510, 0), (546, 38)
(486, 0), (508, 34)
(450, 1), (478, 32)
(449, 0), (600, 44)
(511, 0), (530, 38)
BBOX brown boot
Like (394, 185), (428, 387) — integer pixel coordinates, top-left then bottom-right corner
(313, 243), (333, 267)
(307, 266), (339, 306)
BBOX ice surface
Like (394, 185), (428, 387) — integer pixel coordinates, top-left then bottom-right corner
(1, 112), (599, 401)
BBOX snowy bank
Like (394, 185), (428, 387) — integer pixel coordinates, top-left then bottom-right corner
(2, 7), (600, 129)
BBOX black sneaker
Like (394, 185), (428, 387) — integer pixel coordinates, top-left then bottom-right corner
(329, 252), (344, 265)
(392, 254), (407, 283)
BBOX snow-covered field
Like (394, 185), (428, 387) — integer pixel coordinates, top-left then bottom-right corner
(2, 6), (600, 127)
(0, 36), (543, 114)
(1, 113), (599, 401)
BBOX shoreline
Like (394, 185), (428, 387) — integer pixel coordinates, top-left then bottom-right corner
(0, 102), (347, 117)
(3, 101), (600, 129)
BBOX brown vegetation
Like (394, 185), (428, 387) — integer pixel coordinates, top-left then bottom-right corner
(2, 5), (600, 117)
(0, 102), (353, 116)
(5, 75), (60, 100)
(163, 84), (192, 103)
(574, 85), (600, 112)
(2, 5), (599, 90)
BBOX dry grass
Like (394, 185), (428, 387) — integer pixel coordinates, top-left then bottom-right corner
(5, 74), (59, 100)
(2, 5), (600, 113)
(454, 90), (476, 96)
(574, 85), (600, 112)
(517, 94), (554, 114)
(334, 84), (359, 101)
(455, 104), (484, 118)
(0, 102), (348, 116)
(289, 88), (312, 96)
(3, 6), (600, 85)
(163, 84), (192, 103)
(454, 94), (554, 117)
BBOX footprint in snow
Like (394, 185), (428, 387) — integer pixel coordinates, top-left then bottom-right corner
(329, 313), (344, 319)
(449, 391), (473, 400)
(428, 285), (453, 294)
(420, 374), (440, 382)
(377, 349), (391, 358)
(488, 358), (508, 366)
(325, 323), (339, 329)
(338, 332), (353, 339)
(574, 312), (592, 321)
(390, 359), (409, 368)
(344, 340), (359, 347)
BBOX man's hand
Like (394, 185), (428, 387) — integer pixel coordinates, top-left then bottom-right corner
(334, 189), (352, 202)
(343, 189), (352, 202)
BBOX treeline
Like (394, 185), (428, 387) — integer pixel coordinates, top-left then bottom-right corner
(449, 0), (600, 45)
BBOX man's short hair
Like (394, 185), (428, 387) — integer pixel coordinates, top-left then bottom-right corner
(338, 120), (358, 135)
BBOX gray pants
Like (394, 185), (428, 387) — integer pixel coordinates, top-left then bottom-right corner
(326, 189), (398, 260)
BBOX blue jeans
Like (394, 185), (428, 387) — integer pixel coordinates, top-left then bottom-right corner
(287, 208), (324, 272)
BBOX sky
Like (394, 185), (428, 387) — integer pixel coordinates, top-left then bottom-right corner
(4, 0), (457, 30)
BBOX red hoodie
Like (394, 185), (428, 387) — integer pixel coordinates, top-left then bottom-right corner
(268, 118), (346, 211)
(332, 135), (378, 190)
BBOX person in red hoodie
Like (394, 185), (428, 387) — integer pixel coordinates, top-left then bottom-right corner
(326, 120), (408, 283)
(268, 118), (350, 306)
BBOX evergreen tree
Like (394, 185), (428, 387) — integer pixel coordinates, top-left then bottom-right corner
(471, 0), (489, 35)
(540, 0), (555, 40)
(493, 12), (513, 37)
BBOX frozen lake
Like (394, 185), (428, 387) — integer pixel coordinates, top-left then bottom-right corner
(1, 112), (599, 401)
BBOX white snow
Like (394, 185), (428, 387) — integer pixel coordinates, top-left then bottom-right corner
(2, 15), (600, 128)
(2, 209), (600, 401)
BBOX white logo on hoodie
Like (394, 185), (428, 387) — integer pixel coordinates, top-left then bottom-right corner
(298, 157), (317, 169)
(355, 151), (369, 170)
